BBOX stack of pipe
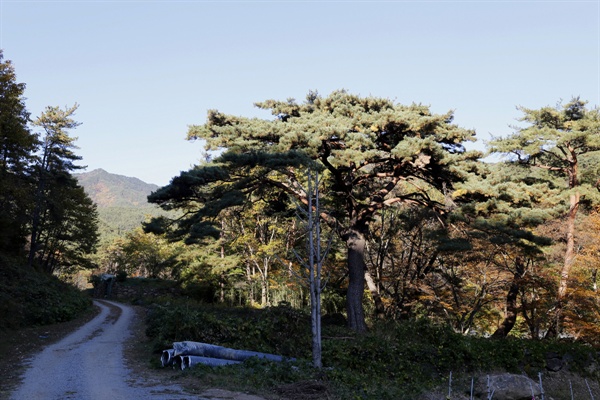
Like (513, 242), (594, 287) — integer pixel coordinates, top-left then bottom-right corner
(161, 341), (295, 370)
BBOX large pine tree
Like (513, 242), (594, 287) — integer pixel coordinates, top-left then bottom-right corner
(488, 97), (600, 335)
(148, 90), (480, 332)
(28, 104), (99, 271)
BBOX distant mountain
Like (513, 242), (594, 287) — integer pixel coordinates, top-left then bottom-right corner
(74, 169), (168, 239)
(74, 168), (159, 208)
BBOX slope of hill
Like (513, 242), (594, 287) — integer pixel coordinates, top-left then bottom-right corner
(74, 168), (159, 208)
(74, 168), (168, 239)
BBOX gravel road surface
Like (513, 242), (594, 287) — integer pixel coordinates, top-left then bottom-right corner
(10, 300), (197, 400)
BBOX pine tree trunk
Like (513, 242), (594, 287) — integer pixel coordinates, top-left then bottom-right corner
(28, 203), (42, 268)
(552, 191), (580, 336)
(28, 145), (50, 268)
(492, 258), (525, 338)
(345, 227), (367, 332)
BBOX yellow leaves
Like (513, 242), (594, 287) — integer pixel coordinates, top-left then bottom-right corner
(453, 188), (468, 197)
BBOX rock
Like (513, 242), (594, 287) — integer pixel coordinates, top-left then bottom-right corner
(199, 388), (267, 400)
(472, 374), (541, 400)
(545, 352), (564, 372)
(585, 353), (599, 374)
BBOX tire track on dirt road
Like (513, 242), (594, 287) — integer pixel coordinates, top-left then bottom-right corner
(9, 300), (196, 400)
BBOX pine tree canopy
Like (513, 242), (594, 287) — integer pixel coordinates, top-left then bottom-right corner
(150, 90), (481, 241)
(148, 90), (484, 331)
(487, 97), (600, 208)
(486, 97), (600, 335)
(0, 50), (37, 253)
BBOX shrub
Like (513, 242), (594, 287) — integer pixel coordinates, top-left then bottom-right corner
(0, 255), (92, 329)
(116, 270), (128, 282)
(143, 297), (600, 400)
(89, 274), (101, 288)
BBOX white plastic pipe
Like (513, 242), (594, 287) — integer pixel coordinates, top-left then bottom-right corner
(181, 355), (242, 370)
(172, 341), (294, 362)
(161, 349), (175, 367)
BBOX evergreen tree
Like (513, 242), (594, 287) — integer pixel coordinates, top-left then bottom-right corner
(28, 104), (98, 271)
(148, 90), (480, 332)
(37, 175), (99, 273)
(488, 98), (600, 335)
(0, 50), (37, 254)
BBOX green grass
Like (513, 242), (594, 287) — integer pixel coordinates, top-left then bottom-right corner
(144, 298), (600, 399)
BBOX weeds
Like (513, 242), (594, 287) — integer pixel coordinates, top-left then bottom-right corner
(0, 255), (91, 329)
(144, 298), (600, 400)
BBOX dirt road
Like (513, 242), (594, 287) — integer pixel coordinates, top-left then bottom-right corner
(9, 300), (244, 400)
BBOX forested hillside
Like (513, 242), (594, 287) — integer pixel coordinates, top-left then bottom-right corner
(75, 168), (169, 239)
(75, 168), (158, 208)
(72, 168), (182, 278)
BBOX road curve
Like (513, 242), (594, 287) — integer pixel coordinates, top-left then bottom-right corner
(10, 300), (195, 400)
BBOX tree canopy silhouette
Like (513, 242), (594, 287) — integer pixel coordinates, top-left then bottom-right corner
(148, 90), (481, 331)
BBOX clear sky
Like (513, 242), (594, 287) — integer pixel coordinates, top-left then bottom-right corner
(1, 0), (598, 186)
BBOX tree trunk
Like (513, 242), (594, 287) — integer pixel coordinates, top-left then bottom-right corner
(492, 258), (525, 338)
(345, 227), (367, 332)
(310, 272), (322, 368)
(28, 199), (42, 268)
(220, 228), (225, 303)
(364, 269), (385, 319)
(260, 259), (269, 307)
(551, 191), (580, 336)
(28, 145), (50, 269)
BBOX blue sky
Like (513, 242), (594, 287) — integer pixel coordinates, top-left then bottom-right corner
(1, 0), (598, 186)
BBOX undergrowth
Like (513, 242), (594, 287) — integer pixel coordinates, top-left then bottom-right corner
(144, 298), (600, 399)
(0, 255), (92, 330)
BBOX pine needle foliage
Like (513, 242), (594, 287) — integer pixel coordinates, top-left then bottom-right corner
(148, 90), (480, 332)
(487, 98), (600, 336)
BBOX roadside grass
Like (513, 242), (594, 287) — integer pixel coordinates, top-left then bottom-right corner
(0, 254), (92, 330)
(142, 297), (600, 400)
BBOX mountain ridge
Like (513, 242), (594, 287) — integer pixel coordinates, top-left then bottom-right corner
(74, 168), (167, 239)
(74, 168), (159, 208)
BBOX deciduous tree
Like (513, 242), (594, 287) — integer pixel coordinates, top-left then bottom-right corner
(111, 228), (182, 278)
